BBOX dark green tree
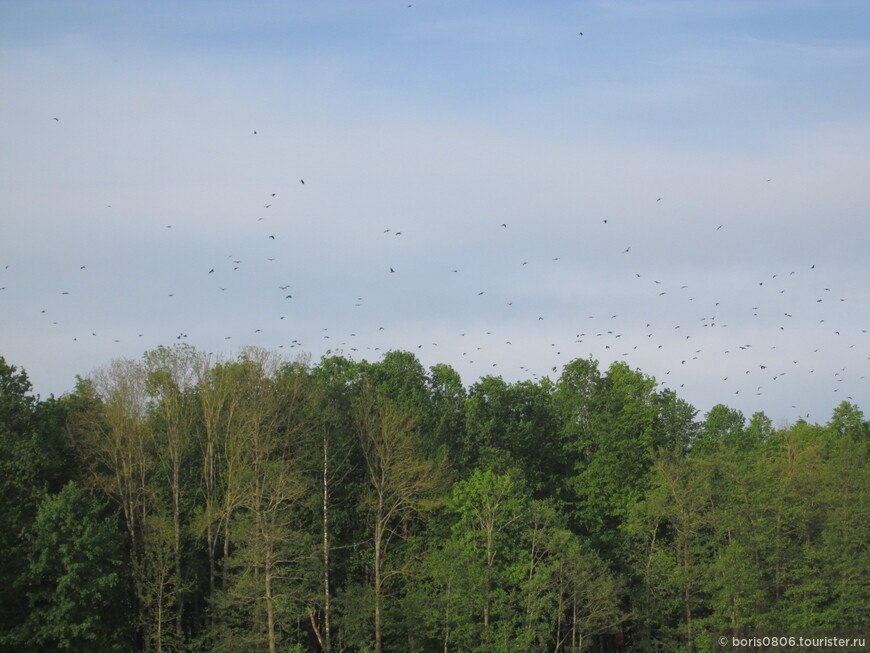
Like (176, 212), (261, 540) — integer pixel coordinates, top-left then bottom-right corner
(559, 360), (691, 550)
(464, 375), (561, 495)
(0, 358), (84, 650)
(15, 481), (129, 651)
(694, 404), (747, 454)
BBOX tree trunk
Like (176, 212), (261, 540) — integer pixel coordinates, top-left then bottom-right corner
(443, 600), (450, 653)
(207, 521), (216, 626)
(222, 519), (230, 591)
(322, 431), (332, 652)
(484, 527), (493, 629)
(374, 499), (384, 653)
(570, 594), (577, 653)
(682, 525), (693, 652)
(265, 540), (277, 653)
(553, 569), (563, 653)
(173, 478), (183, 642)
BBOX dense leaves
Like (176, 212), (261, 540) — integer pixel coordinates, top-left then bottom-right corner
(0, 350), (866, 652)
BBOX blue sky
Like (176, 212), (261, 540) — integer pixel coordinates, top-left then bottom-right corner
(1, 1), (868, 424)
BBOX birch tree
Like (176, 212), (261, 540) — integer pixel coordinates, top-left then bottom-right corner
(354, 385), (447, 653)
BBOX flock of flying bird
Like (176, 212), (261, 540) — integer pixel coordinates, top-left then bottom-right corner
(3, 113), (867, 424)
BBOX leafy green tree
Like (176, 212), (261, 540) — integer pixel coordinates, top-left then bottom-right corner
(366, 350), (429, 412)
(0, 358), (69, 650)
(624, 451), (716, 652)
(560, 360), (688, 550)
(205, 349), (314, 653)
(445, 468), (528, 649)
(424, 362), (467, 465)
(354, 384), (447, 653)
(428, 469), (623, 652)
(829, 401), (869, 440)
(704, 444), (775, 632)
(144, 344), (203, 644)
(551, 530), (624, 653)
(73, 357), (159, 647)
(137, 513), (182, 652)
(15, 482), (129, 651)
(0, 363), (98, 650)
(305, 354), (366, 653)
(192, 352), (234, 631)
(651, 388), (699, 456)
(762, 415), (870, 628)
(745, 411), (775, 449)
(411, 534), (486, 651)
(811, 426), (870, 626)
(464, 376), (560, 495)
(4, 346), (868, 653)
(694, 404), (747, 454)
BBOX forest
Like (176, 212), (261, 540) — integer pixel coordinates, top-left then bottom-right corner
(0, 345), (867, 652)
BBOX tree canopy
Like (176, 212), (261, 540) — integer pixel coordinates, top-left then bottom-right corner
(0, 349), (866, 652)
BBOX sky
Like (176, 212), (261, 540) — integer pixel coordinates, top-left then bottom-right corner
(1, 0), (868, 425)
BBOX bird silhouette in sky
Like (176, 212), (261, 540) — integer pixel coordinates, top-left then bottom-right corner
(19, 66), (863, 424)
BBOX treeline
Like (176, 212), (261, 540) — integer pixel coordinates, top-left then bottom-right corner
(0, 346), (867, 652)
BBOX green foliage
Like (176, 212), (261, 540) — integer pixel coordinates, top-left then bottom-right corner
(829, 400), (869, 439)
(464, 376), (561, 495)
(0, 358), (92, 650)
(625, 413), (870, 651)
(559, 361), (690, 553)
(0, 359), (42, 647)
(1, 349), (866, 652)
(17, 482), (129, 651)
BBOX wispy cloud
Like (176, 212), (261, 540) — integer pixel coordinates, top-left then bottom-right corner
(1, 1), (867, 423)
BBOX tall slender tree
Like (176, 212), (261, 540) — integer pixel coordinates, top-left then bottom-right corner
(144, 344), (201, 643)
(354, 384), (447, 653)
(74, 357), (158, 648)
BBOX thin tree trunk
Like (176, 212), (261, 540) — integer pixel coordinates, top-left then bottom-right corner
(322, 431), (332, 652)
(155, 604), (162, 653)
(443, 600), (450, 653)
(553, 569), (563, 653)
(265, 540), (277, 653)
(222, 519), (230, 591)
(571, 594), (577, 653)
(137, 450), (153, 651)
(484, 527), (493, 629)
(207, 521), (216, 626)
(309, 609), (326, 651)
(682, 525), (693, 652)
(374, 504), (383, 653)
(173, 478), (183, 642)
